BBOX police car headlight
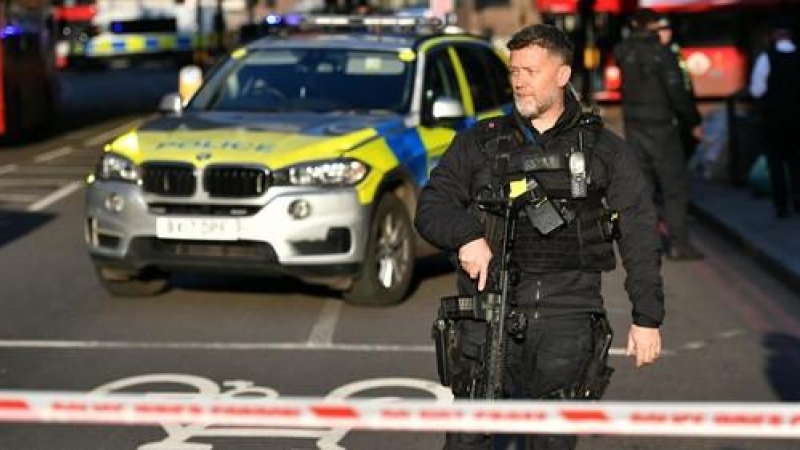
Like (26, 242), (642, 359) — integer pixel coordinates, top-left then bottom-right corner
(96, 152), (141, 182)
(275, 159), (370, 186)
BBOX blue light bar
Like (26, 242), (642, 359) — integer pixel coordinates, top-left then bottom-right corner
(0, 25), (23, 39)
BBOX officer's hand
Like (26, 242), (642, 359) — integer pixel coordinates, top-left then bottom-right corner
(458, 238), (493, 291)
(626, 324), (662, 368)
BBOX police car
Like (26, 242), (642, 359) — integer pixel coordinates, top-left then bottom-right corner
(84, 15), (513, 305)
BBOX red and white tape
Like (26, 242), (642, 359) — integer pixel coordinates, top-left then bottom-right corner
(1, 391), (799, 438)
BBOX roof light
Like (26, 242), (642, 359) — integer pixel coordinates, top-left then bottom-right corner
(0, 25), (23, 38)
(284, 13), (303, 26)
(265, 14), (282, 25)
(299, 14), (444, 32)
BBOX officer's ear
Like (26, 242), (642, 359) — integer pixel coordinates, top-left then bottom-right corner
(557, 64), (572, 88)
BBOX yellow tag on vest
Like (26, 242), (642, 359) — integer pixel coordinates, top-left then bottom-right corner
(509, 178), (526, 198)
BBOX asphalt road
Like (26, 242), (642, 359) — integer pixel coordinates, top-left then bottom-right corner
(0, 67), (799, 450)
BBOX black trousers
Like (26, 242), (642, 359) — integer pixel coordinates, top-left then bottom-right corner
(444, 314), (595, 450)
(764, 118), (800, 214)
(624, 120), (692, 247)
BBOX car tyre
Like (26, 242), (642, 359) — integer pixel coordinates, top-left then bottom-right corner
(343, 193), (414, 306)
(95, 265), (170, 298)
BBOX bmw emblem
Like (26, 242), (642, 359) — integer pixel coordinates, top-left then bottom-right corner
(196, 152), (212, 161)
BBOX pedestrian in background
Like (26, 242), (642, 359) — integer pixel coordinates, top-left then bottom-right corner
(415, 24), (665, 450)
(656, 16), (701, 161)
(614, 8), (704, 261)
(749, 17), (800, 219)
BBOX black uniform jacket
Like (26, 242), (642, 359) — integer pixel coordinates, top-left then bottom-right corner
(614, 31), (701, 128)
(414, 96), (665, 327)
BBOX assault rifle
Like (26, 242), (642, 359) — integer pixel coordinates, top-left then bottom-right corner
(477, 151), (569, 399)
(478, 152), (516, 400)
(434, 147), (567, 400)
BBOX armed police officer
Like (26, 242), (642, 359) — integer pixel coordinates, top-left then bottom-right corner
(415, 24), (665, 450)
(614, 8), (704, 260)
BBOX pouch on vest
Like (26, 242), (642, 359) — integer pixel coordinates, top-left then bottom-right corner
(517, 177), (566, 235)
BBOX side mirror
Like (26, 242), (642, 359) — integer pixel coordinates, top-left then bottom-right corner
(158, 93), (183, 115)
(431, 96), (465, 122)
(179, 64), (203, 104)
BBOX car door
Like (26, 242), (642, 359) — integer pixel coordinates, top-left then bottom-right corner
(452, 42), (513, 120)
(416, 43), (464, 178)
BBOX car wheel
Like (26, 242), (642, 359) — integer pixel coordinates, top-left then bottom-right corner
(343, 193), (415, 306)
(94, 265), (170, 298)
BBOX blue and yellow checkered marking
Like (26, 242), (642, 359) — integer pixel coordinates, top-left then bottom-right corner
(82, 33), (205, 57)
(380, 125), (428, 187)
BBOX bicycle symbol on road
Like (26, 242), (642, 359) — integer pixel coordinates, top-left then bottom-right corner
(90, 373), (453, 450)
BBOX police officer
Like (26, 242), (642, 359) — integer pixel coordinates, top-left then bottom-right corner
(749, 16), (800, 218)
(655, 15), (702, 161)
(415, 24), (664, 450)
(614, 9), (704, 260)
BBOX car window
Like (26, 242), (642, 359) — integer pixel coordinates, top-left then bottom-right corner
(482, 49), (513, 105)
(421, 47), (460, 121)
(454, 44), (512, 112)
(191, 48), (415, 114)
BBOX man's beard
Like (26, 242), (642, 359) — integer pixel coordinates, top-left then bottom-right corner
(514, 93), (553, 119)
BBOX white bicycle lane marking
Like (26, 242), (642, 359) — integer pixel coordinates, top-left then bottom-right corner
(90, 373), (453, 450)
(0, 164), (18, 175)
(33, 146), (73, 163)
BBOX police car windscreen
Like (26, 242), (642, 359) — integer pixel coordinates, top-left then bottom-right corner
(195, 48), (415, 114)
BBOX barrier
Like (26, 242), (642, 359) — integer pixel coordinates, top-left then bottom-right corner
(1, 390), (799, 438)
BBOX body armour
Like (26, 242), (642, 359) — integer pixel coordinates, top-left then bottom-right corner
(764, 47), (800, 121)
(477, 114), (617, 273)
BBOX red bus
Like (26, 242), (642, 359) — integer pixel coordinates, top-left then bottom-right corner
(537, 0), (638, 101)
(0, 0), (59, 141)
(644, 0), (800, 99)
(539, 0), (800, 101)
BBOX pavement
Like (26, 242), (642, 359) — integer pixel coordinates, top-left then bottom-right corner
(690, 176), (800, 294)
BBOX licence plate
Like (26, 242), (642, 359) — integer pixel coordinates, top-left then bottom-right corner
(156, 218), (239, 241)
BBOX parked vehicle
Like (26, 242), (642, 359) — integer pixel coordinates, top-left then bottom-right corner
(84, 14), (513, 305)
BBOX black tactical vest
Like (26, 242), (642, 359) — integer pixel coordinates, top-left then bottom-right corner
(765, 47), (800, 120)
(476, 114), (616, 273)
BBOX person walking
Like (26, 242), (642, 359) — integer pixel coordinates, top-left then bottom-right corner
(749, 17), (800, 218)
(415, 24), (665, 450)
(614, 8), (704, 260)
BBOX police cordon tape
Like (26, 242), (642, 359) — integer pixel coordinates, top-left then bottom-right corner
(1, 391), (799, 438)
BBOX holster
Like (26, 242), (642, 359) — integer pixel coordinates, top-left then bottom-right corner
(432, 307), (457, 386)
(539, 314), (614, 400)
(578, 314), (615, 399)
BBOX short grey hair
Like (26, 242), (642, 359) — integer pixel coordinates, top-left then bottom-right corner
(506, 24), (574, 65)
